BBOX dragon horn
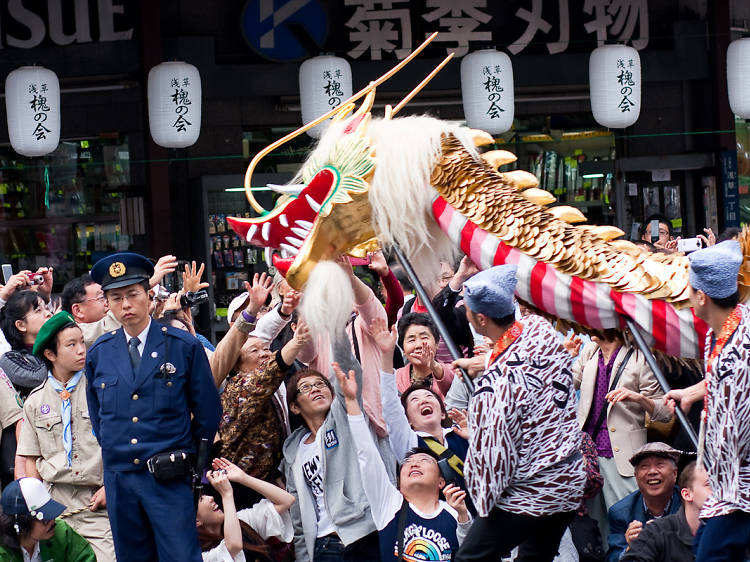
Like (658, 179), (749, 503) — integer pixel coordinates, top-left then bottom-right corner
(242, 31), (441, 214)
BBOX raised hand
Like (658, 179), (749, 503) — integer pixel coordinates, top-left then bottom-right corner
(367, 251), (389, 277)
(332, 361), (358, 403)
(280, 289), (302, 316)
(293, 319), (311, 346)
(245, 272), (273, 313)
(182, 261), (209, 293)
(150, 255), (178, 288)
(370, 317), (397, 354)
(212, 457), (246, 482)
(443, 484), (469, 522)
(448, 408), (469, 439)
(207, 470), (234, 497)
(563, 334), (582, 357)
(0, 271), (31, 301)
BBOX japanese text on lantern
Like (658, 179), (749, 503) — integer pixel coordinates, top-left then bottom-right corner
(481, 65), (504, 119)
(169, 77), (192, 132)
(28, 83), (51, 140)
(616, 58), (636, 112)
(322, 70), (344, 108)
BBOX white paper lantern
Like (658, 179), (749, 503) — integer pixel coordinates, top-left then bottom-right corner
(299, 56), (353, 139)
(727, 38), (750, 118)
(148, 61), (201, 148)
(589, 45), (641, 128)
(5, 66), (60, 157)
(460, 49), (514, 135)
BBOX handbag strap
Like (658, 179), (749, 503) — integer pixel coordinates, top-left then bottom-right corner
(395, 498), (410, 561)
(590, 348), (634, 440)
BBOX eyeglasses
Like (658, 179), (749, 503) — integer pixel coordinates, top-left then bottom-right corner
(296, 380), (328, 395)
(83, 294), (106, 303)
(108, 290), (145, 304)
(405, 455), (437, 466)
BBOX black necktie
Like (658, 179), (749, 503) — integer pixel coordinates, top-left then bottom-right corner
(129, 336), (141, 373)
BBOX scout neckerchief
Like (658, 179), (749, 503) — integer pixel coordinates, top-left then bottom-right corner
(48, 370), (84, 467)
(488, 321), (524, 365)
(697, 305), (742, 466)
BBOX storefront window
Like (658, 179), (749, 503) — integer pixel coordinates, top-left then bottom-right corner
(0, 137), (135, 290)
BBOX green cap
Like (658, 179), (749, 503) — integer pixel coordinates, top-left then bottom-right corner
(32, 312), (78, 357)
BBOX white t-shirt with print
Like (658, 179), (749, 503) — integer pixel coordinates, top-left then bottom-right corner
(298, 432), (336, 538)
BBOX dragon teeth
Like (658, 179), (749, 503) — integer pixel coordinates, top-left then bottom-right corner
(262, 222), (270, 241)
(279, 214), (289, 227)
(246, 224), (257, 242)
(295, 220), (313, 229)
(264, 247), (273, 268)
(280, 243), (299, 255)
(286, 236), (304, 248)
(291, 227), (309, 238)
(305, 194), (322, 213)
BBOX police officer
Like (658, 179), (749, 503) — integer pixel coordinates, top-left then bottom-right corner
(84, 252), (221, 561)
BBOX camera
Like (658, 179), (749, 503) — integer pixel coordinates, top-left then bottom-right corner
(180, 290), (209, 308)
(153, 285), (170, 301)
(677, 237), (703, 253)
(26, 273), (44, 286)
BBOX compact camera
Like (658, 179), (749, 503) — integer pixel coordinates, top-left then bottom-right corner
(677, 237), (703, 253)
(153, 285), (171, 301)
(26, 273), (45, 286)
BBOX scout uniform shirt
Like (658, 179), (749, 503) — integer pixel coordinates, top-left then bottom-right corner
(701, 303), (750, 519)
(17, 372), (102, 486)
(465, 315), (587, 517)
(0, 367), (23, 433)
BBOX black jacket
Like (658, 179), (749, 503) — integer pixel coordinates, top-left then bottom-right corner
(621, 506), (694, 562)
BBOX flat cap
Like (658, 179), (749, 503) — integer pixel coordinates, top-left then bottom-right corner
(688, 240), (742, 299)
(90, 252), (154, 291)
(32, 311), (78, 356)
(463, 264), (518, 318)
(629, 441), (681, 467)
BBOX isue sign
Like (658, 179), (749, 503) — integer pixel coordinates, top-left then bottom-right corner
(148, 61), (202, 148)
(5, 66), (61, 157)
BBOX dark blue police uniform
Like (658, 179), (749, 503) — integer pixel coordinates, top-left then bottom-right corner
(85, 253), (221, 561)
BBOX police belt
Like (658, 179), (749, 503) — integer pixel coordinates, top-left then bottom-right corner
(146, 450), (195, 481)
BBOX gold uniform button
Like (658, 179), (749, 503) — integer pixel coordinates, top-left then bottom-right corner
(130, 438), (138, 445)
(132, 417), (139, 423)
(132, 394), (139, 400)
(100, 383), (105, 389)
(166, 381), (173, 387)
(613, 446), (620, 452)
(133, 458), (140, 465)
(610, 427), (616, 432)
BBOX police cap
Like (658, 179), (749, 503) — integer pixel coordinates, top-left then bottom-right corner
(90, 252), (154, 291)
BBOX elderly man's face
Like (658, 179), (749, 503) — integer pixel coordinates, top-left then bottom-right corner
(635, 455), (677, 502)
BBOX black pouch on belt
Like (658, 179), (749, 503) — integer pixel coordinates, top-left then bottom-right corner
(146, 451), (193, 481)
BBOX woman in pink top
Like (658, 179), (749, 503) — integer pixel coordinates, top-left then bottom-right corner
(395, 312), (455, 399)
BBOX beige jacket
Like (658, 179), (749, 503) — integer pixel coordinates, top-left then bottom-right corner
(573, 342), (671, 477)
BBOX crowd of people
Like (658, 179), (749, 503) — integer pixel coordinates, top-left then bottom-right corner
(0, 218), (746, 562)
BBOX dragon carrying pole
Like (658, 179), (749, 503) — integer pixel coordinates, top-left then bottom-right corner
(392, 244), (475, 395)
(624, 317), (699, 450)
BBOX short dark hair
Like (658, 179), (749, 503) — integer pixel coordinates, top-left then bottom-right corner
(61, 274), (96, 313)
(39, 322), (80, 372)
(0, 511), (34, 550)
(639, 214), (673, 238)
(397, 312), (440, 349)
(708, 290), (740, 310)
(390, 264), (414, 293)
(0, 291), (45, 350)
(632, 239), (656, 251)
(400, 384), (451, 428)
(286, 369), (333, 409)
(717, 227), (741, 243)
(678, 460), (697, 491)
(488, 313), (516, 330)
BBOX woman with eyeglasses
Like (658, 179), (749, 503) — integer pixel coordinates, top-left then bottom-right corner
(0, 291), (53, 397)
(217, 320), (311, 508)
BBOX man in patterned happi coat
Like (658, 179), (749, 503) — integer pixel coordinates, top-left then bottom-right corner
(455, 264), (587, 562)
(665, 240), (750, 561)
